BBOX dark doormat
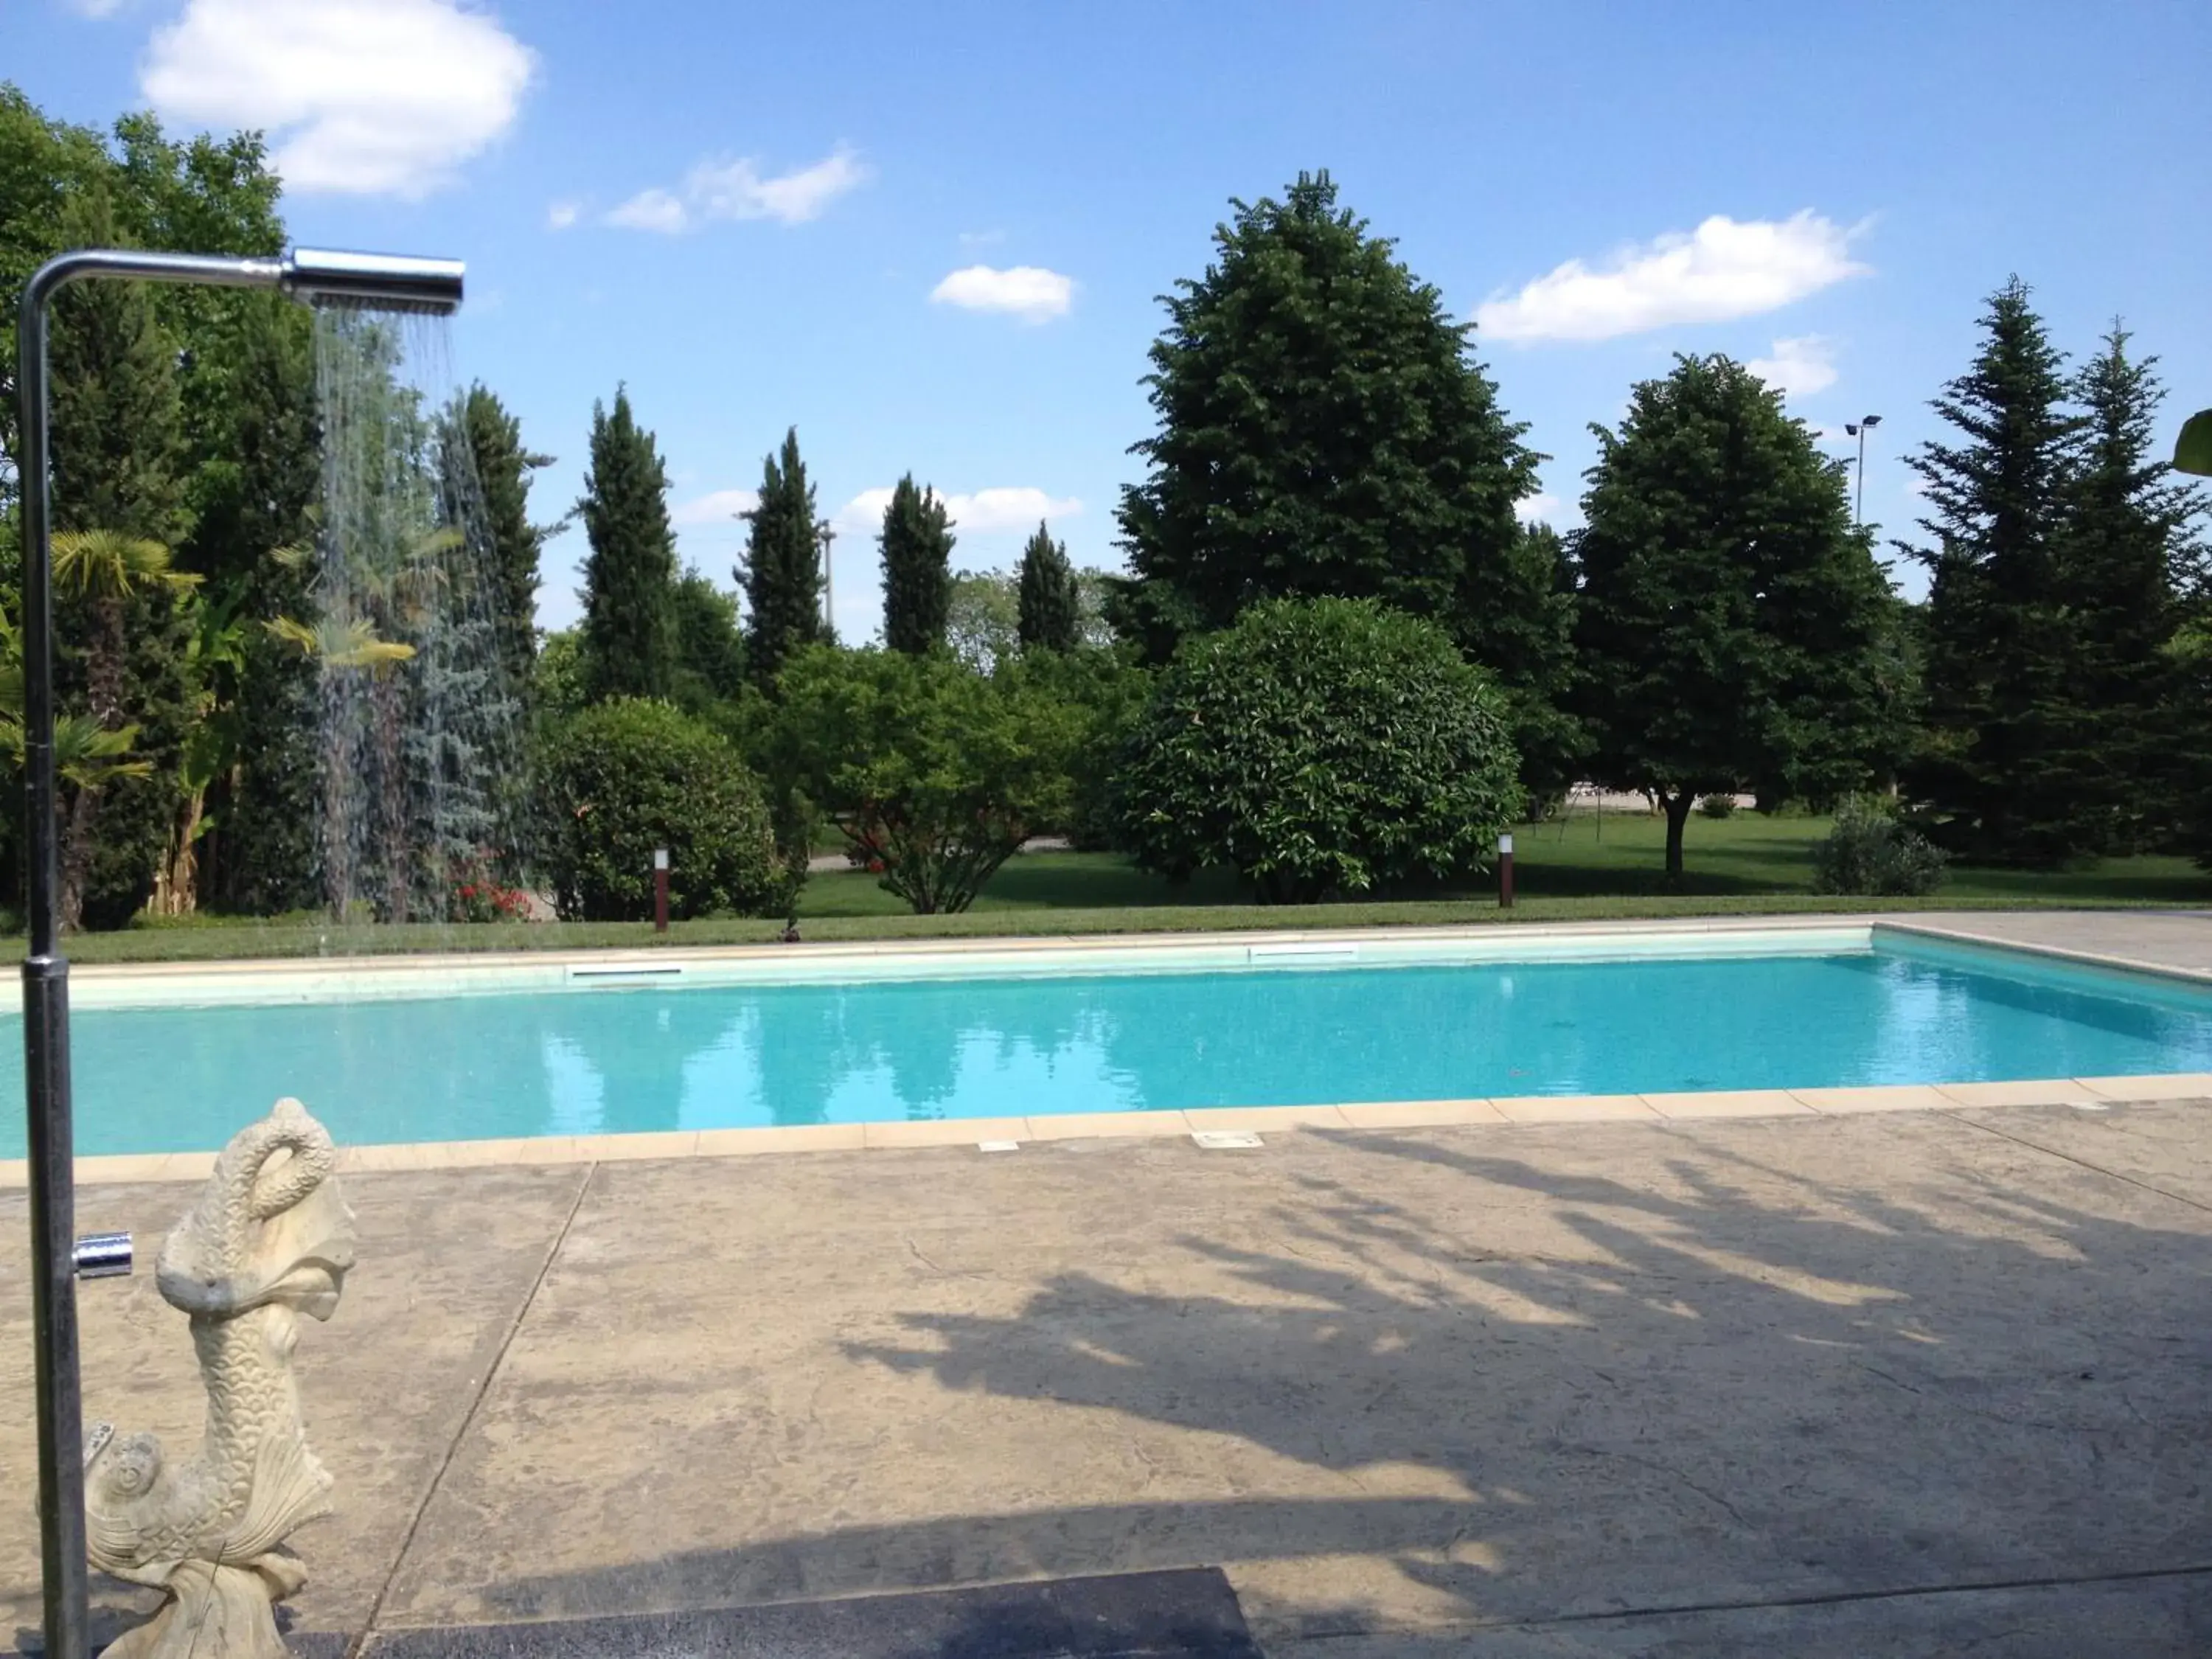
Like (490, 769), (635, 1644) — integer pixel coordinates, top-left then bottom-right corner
(358, 1568), (1262, 1659)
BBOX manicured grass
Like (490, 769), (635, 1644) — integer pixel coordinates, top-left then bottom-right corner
(37, 809), (2208, 964)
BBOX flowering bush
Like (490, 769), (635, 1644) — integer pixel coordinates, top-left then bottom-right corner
(453, 877), (532, 923)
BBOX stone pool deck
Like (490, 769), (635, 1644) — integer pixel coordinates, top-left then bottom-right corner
(3, 908), (2211, 1655)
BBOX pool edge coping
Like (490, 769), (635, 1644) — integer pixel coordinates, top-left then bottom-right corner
(12, 1071), (2208, 1189)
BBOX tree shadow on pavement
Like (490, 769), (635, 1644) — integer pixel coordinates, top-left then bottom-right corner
(478, 1120), (2212, 1649)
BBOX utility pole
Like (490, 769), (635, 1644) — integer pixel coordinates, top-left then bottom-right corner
(1845, 414), (1882, 528)
(815, 518), (836, 639)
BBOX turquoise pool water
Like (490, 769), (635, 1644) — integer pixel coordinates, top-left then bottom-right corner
(9, 938), (2212, 1156)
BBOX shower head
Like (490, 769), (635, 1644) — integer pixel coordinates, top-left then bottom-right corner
(280, 248), (465, 315)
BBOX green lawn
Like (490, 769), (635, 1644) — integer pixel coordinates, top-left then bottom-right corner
(46, 809), (2208, 964)
(799, 809), (2212, 914)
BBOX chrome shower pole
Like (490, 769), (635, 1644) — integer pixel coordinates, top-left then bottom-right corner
(14, 245), (460, 1659)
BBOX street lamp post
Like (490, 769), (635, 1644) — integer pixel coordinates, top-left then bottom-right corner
(1845, 414), (1882, 528)
(816, 518), (837, 637)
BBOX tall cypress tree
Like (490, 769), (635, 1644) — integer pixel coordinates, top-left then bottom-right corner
(1016, 520), (1080, 652)
(1904, 278), (2084, 863)
(451, 383), (552, 698)
(879, 473), (955, 654)
(740, 427), (827, 692)
(2062, 327), (2203, 849)
(577, 388), (678, 702)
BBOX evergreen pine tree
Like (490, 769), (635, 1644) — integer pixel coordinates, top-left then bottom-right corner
(879, 473), (956, 654)
(1016, 521), (1081, 652)
(451, 383), (552, 698)
(2062, 327), (2205, 850)
(740, 428), (827, 692)
(577, 388), (678, 702)
(1904, 278), (2085, 863)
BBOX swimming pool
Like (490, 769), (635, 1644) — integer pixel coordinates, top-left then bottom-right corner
(8, 925), (2212, 1158)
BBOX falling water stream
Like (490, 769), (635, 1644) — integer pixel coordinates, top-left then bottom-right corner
(309, 307), (522, 923)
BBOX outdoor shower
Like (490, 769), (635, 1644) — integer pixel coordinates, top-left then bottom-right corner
(14, 245), (464, 1659)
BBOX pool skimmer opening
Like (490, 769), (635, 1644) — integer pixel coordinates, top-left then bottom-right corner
(1192, 1130), (1265, 1150)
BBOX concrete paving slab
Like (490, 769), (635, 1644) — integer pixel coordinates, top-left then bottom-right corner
(1953, 1097), (2212, 1211)
(1269, 1567), (2212, 1656)
(0, 1166), (589, 1649)
(10, 1099), (2212, 1656)
(364, 1109), (2212, 1650)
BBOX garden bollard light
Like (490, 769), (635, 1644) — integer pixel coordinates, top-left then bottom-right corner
(1499, 832), (1514, 908)
(654, 847), (670, 933)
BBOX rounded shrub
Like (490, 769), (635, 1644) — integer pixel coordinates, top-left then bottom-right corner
(1810, 794), (1949, 897)
(537, 698), (783, 922)
(1119, 597), (1521, 902)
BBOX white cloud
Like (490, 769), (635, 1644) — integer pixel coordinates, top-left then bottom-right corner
(672, 488), (759, 526)
(959, 229), (1006, 248)
(1474, 212), (1869, 344)
(607, 147), (868, 233)
(930, 265), (1075, 324)
(831, 486), (1082, 539)
(1514, 492), (1562, 525)
(1748, 334), (1838, 400)
(140, 0), (535, 198)
(66, 0), (127, 18)
(546, 199), (581, 231)
(605, 188), (687, 234)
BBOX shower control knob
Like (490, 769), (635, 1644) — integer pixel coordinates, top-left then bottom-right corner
(72, 1232), (133, 1280)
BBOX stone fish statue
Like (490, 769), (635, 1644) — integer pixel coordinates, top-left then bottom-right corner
(82, 1098), (358, 1659)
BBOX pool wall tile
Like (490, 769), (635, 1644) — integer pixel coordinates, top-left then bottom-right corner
(695, 1124), (868, 1156)
(1491, 1094), (1661, 1124)
(1933, 1079), (2104, 1108)
(863, 1116), (1030, 1150)
(581, 1130), (700, 1162)
(1020, 1111), (1197, 1141)
(1641, 1089), (1815, 1120)
(1335, 1099), (1506, 1128)
(1180, 1105), (1354, 1133)
(1790, 1085), (1953, 1114)
(2074, 1073), (2212, 1102)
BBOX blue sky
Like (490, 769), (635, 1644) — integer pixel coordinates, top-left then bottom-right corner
(15, 0), (2211, 636)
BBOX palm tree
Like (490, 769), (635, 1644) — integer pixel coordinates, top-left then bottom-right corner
(46, 530), (198, 929)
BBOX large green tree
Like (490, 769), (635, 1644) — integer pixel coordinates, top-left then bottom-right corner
(740, 427), (828, 691)
(448, 383), (552, 697)
(1902, 279), (2087, 862)
(1111, 171), (1566, 771)
(35, 190), (199, 929)
(1016, 520), (1080, 653)
(2053, 327), (2202, 852)
(669, 567), (746, 709)
(1573, 354), (1905, 878)
(878, 473), (954, 654)
(577, 388), (678, 702)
